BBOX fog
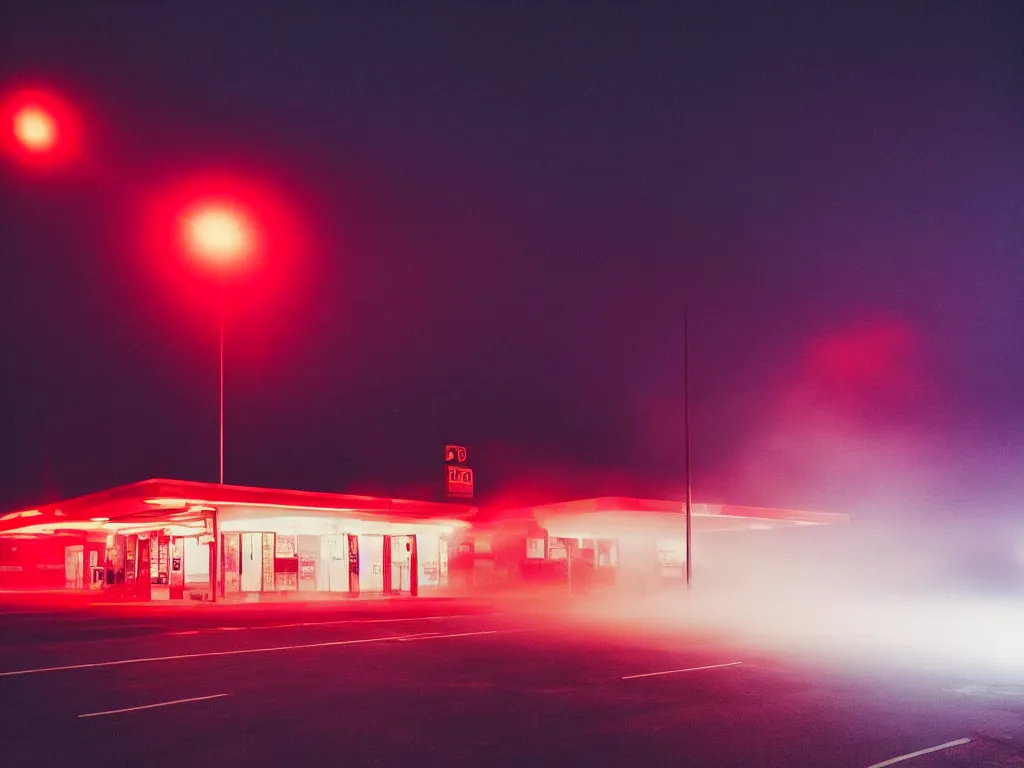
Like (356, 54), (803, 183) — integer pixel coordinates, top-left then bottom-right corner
(611, 320), (1024, 680)
(511, 518), (1024, 682)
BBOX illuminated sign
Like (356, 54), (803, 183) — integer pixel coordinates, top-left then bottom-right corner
(446, 466), (474, 498)
(445, 445), (468, 463)
(657, 539), (685, 573)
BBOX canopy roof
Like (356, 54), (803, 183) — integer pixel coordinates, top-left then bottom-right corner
(477, 497), (849, 538)
(0, 478), (478, 537)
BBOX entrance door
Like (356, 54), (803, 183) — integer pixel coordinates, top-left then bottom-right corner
(358, 535), (384, 593)
(240, 533), (263, 592)
(64, 546), (84, 590)
(136, 538), (152, 601)
(391, 536), (413, 594)
(222, 533), (240, 594)
(321, 534), (349, 592)
(169, 538), (185, 599)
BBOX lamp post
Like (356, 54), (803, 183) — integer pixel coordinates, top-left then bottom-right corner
(183, 206), (253, 485)
(684, 306), (692, 588)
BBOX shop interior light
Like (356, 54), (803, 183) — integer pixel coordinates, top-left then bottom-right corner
(0, 509), (41, 521)
(144, 498), (191, 508)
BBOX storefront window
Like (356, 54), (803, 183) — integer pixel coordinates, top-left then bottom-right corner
(419, 533), (441, 588)
(149, 537), (159, 580)
(526, 538), (545, 559)
(183, 537), (209, 585)
(548, 538), (568, 560)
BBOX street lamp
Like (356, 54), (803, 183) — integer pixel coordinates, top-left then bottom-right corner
(12, 105), (58, 153)
(2, 88), (79, 168)
(183, 204), (254, 485)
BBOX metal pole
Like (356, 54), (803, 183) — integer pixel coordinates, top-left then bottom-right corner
(684, 306), (692, 588)
(209, 508), (219, 603)
(219, 296), (225, 485)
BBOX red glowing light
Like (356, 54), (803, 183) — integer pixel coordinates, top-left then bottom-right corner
(12, 106), (57, 152)
(140, 170), (312, 350)
(144, 172), (301, 283)
(806, 318), (921, 404)
(185, 206), (254, 264)
(0, 87), (81, 168)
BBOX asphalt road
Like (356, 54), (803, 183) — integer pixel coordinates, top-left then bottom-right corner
(1, 595), (1022, 768)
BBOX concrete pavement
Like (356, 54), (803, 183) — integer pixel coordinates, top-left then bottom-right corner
(1, 596), (1022, 767)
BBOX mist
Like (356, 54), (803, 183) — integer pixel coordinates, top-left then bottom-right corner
(505, 517), (1024, 684)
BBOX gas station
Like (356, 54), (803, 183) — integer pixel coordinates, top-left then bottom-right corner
(0, 478), (475, 601)
(455, 497), (850, 592)
(0, 479), (849, 601)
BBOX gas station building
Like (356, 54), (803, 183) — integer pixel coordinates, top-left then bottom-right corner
(0, 481), (848, 600)
(455, 497), (850, 591)
(0, 479), (475, 600)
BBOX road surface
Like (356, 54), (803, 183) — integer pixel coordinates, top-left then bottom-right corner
(1, 595), (1021, 767)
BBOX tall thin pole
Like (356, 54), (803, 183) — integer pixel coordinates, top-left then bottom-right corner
(684, 306), (692, 587)
(218, 295), (225, 485)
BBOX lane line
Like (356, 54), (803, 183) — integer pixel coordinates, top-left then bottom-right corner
(167, 613), (490, 636)
(865, 737), (972, 767)
(240, 613), (489, 631)
(78, 693), (228, 719)
(0, 613), (503, 650)
(0, 629), (510, 677)
(621, 661), (743, 680)
(399, 630), (497, 641)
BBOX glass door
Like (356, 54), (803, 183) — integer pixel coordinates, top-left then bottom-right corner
(358, 534), (384, 593)
(240, 532), (263, 592)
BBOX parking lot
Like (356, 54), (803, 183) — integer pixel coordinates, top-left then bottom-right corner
(1, 596), (1022, 767)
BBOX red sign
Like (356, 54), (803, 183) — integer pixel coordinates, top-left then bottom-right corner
(446, 465), (474, 498)
(445, 445), (468, 464)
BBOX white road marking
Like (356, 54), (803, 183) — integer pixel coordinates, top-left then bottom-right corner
(865, 737), (972, 767)
(78, 693), (228, 719)
(621, 661), (743, 680)
(0, 629), (508, 678)
(248, 613), (486, 630)
(398, 630), (497, 641)
(949, 684), (1024, 697)
(169, 613), (488, 636)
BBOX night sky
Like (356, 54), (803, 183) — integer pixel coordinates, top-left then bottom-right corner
(1, 4), (1021, 520)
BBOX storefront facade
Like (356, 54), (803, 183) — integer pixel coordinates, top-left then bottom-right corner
(454, 497), (850, 592)
(0, 479), (475, 601)
(1, 484), (850, 600)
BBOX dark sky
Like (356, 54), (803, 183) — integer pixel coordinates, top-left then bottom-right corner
(1, 3), (1021, 519)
